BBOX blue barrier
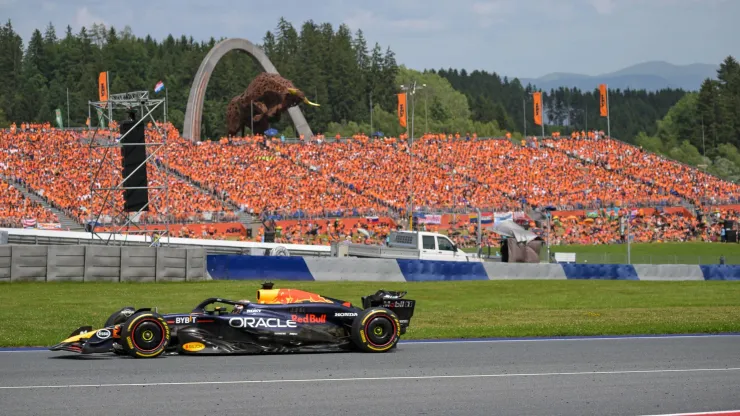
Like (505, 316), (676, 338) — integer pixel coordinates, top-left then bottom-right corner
(207, 255), (314, 281)
(205, 255), (740, 281)
(396, 259), (489, 281)
(561, 264), (639, 280)
(699, 265), (740, 281)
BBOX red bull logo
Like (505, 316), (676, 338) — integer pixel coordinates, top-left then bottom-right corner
(291, 314), (326, 324)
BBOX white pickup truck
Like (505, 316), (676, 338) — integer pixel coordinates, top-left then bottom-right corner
(332, 231), (483, 262)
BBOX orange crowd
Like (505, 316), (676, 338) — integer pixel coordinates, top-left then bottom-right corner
(0, 124), (233, 226)
(0, 178), (58, 227)
(2, 122), (739, 249)
(166, 136), (387, 219)
(543, 137), (740, 206)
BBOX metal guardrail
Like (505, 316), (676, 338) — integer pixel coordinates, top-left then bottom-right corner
(5, 233), (332, 256)
(2, 228), (331, 257)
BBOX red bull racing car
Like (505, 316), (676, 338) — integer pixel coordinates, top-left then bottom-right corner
(50, 283), (416, 358)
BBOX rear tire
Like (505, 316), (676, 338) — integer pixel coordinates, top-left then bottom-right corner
(120, 311), (170, 358)
(350, 308), (400, 353)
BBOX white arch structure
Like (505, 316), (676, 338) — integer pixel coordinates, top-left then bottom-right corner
(183, 38), (313, 142)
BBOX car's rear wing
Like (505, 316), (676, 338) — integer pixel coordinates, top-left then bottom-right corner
(361, 290), (416, 330)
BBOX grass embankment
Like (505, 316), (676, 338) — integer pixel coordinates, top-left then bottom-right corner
(466, 241), (740, 264)
(2, 280), (739, 347)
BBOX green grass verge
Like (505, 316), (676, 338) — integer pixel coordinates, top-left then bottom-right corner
(465, 241), (740, 264)
(2, 280), (739, 347)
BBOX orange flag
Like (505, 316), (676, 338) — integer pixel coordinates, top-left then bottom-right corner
(397, 93), (407, 128)
(533, 92), (542, 126)
(599, 84), (608, 117)
(98, 72), (108, 102)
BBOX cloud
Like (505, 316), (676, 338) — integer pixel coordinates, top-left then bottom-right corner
(343, 9), (438, 34)
(587, 0), (726, 14)
(472, 1), (505, 15)
(387, 18), (438, 32)
(589, 0), (615, 15)
(74, 6), (108, 29)
(471, 0), (517, 27)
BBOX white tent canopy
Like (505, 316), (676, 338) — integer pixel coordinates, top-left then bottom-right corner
(492, 219), (541, 244)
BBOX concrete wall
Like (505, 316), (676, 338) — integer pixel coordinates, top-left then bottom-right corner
(84, 246), (121, 282)
(206, 255), (740, 282)
(0, 245), (208, 282)
(47, 245), (85, 282)
(11, 245), (47, 282)
(0, 245), (11, 282)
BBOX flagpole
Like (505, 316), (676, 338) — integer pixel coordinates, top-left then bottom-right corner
(522, 97), (526, 137)
(369, 92), (373, 134)
(408, 87), (413, 231)
(541, 99), (545, 140)
(627, 212), (631, 264)
(66, 88), (70, 128)
(606, 84), (611, 138)
(106, 71), (111, 136)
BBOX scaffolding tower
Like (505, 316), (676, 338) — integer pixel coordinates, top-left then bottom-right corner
(86, 90), (170, 247)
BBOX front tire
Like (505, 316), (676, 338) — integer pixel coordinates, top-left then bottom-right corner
(120, 311), (170, 358)
(350, 308), (400, 353)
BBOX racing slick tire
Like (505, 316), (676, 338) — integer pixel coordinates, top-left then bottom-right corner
(350, 308), (400, 353)
(120, 311), (170, 358)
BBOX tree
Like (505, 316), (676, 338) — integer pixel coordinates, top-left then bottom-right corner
(631, 55), (740, 182)
(2, 17), (731, 151)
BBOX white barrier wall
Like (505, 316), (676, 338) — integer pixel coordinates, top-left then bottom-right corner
(0, 245), (208, 282)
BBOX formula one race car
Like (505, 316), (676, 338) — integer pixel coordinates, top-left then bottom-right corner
(50, 283), (415, 358)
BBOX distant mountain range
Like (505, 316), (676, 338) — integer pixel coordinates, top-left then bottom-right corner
(518, 61), (719, 92)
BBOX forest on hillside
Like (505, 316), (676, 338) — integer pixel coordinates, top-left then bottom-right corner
(0, 18), (738, 180)
(0, 17), (687, 139)
(634, 57), (740, 181)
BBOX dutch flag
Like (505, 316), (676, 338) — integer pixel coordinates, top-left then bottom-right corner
(154, 81), (165, 93)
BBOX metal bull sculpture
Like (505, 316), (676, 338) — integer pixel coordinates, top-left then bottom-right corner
(226, 73), (319, 137)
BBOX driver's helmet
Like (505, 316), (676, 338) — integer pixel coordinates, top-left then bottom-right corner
(232, 300), (251, 314)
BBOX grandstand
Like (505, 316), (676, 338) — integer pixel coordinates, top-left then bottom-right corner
(1, 122), (738, 248)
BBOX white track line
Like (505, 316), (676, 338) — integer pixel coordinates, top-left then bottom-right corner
(1, 367), (738, 390)
(641, 411), (740, 416)
(401, 334), (740, 345)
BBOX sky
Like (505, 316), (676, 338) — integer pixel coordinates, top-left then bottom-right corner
(1, 0), (739, 79)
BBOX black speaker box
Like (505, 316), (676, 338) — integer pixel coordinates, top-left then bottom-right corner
(119, 120), (149, 212)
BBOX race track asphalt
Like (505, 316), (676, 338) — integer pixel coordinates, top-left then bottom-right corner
(1, 335), (739, 416)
